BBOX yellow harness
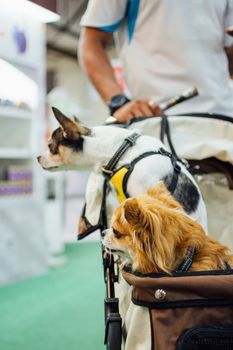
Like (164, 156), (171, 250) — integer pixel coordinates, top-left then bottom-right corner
(110, 166), (129, 203)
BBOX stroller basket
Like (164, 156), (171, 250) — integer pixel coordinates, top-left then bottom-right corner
(122, 267), (233, 350)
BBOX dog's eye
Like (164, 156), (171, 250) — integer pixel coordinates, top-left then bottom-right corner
(112, 228), (122, 239)
(49, 142), (58, 155)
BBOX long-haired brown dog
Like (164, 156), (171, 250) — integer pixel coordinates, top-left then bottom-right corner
(103, 182), (233, 273)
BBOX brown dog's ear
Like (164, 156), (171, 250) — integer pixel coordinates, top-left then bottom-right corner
(147, 181), (183, 210)
(52, 107), (91, 140)
(146, 181), (169, 198)
(124, 198), (140, 225)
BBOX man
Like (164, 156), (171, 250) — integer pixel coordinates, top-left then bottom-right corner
(79, 0), (233, 122)
(78, 7), (233, 348)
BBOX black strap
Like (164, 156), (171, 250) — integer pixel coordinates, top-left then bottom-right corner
(160, 114), (180, 160)
(99, 179), (109, 232)
(158, 148), (181, 193)
(160, 115), (189, 169)
(175, 247), (231, 273)
(121, 147), (181, 197)
(175, 246), (196, 272)
(102, 132), (141, 178)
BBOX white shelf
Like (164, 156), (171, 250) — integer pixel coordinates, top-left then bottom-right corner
(0, 195), (33, 203)
(0, 106), (32, 120)
(0, 148), (33, 159)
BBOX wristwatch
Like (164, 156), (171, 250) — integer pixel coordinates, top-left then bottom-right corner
(107, 94), (130, 115)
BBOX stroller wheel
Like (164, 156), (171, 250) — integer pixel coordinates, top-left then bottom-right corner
(106, 320), (122, 350)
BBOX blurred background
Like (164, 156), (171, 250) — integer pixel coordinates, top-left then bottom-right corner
(0, 1), (113, 349)
(1, 2), (233, 350)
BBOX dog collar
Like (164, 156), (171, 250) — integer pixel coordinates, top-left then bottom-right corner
(175, 246), (196, 272)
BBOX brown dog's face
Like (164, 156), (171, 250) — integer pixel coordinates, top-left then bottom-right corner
(37, 107), (91, 171)
(103, 203), (137, 261)
(103, 182), (186, 272)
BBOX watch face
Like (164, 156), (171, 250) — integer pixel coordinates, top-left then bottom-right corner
(111, 95), (128, 108)
(108, 94), (130, 115)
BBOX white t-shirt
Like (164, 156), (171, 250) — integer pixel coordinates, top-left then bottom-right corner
(81, 0), (233, 116)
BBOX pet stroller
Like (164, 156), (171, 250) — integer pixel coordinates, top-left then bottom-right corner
(78, 111), (233, 350)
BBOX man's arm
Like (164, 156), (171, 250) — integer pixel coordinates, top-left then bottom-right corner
(79, 27), (122, 102)
(225, 27), (233, 76)
(78, 27), (161, 122)
(225, 45), (233, 76)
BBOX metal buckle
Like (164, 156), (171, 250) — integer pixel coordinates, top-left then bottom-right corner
(159, 147), (172, 158)
(101, 166), (114, 176)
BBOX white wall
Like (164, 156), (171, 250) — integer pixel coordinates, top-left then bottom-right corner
(47, 51), (109, 126)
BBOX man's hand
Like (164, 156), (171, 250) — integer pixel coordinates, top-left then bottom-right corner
(225, 27), (233, 76)
(226, 26), (233, 37)
(113, 99), (163, 123)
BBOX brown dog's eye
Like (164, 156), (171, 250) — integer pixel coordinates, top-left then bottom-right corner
(49, 142), (58, 155)
(112, 228), (122, 239)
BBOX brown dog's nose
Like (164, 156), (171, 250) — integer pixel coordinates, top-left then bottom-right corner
(37, 156), (41, 162)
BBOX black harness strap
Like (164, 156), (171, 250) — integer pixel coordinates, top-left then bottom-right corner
(102, 132), (141, 178)
(99, 178), (109, 232)
(121, 147), (181, 197)
(100, 132), (141, 232)
(158, 148), (181, 193)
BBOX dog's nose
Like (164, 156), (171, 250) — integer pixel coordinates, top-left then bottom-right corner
(37, 156), (41, 162)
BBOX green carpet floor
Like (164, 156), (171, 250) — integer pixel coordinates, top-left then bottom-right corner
(0, 242), (106, 350)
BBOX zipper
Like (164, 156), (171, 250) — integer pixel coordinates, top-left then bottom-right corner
(176, 325), (233, 350)
(123, 265), (233, 278)
(132, 296), (233, 310)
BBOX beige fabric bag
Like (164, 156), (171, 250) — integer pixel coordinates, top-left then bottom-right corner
(127, 115), (233, 164)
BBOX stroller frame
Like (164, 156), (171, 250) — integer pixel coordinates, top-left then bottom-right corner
(98, 180), (122, 350)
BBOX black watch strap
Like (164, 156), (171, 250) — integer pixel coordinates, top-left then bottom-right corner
(107, 94), (130, 115)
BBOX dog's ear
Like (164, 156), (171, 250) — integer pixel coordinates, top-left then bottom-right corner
(124, 198), (148, 229)
(52, 107), (91, 140)
(72, 115), (92, 136)
(124, 198), (140, 226)
(146, 181), (169, 198)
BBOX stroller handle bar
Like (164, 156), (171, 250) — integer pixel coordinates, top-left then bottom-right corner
(159, 86), (198, 111)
